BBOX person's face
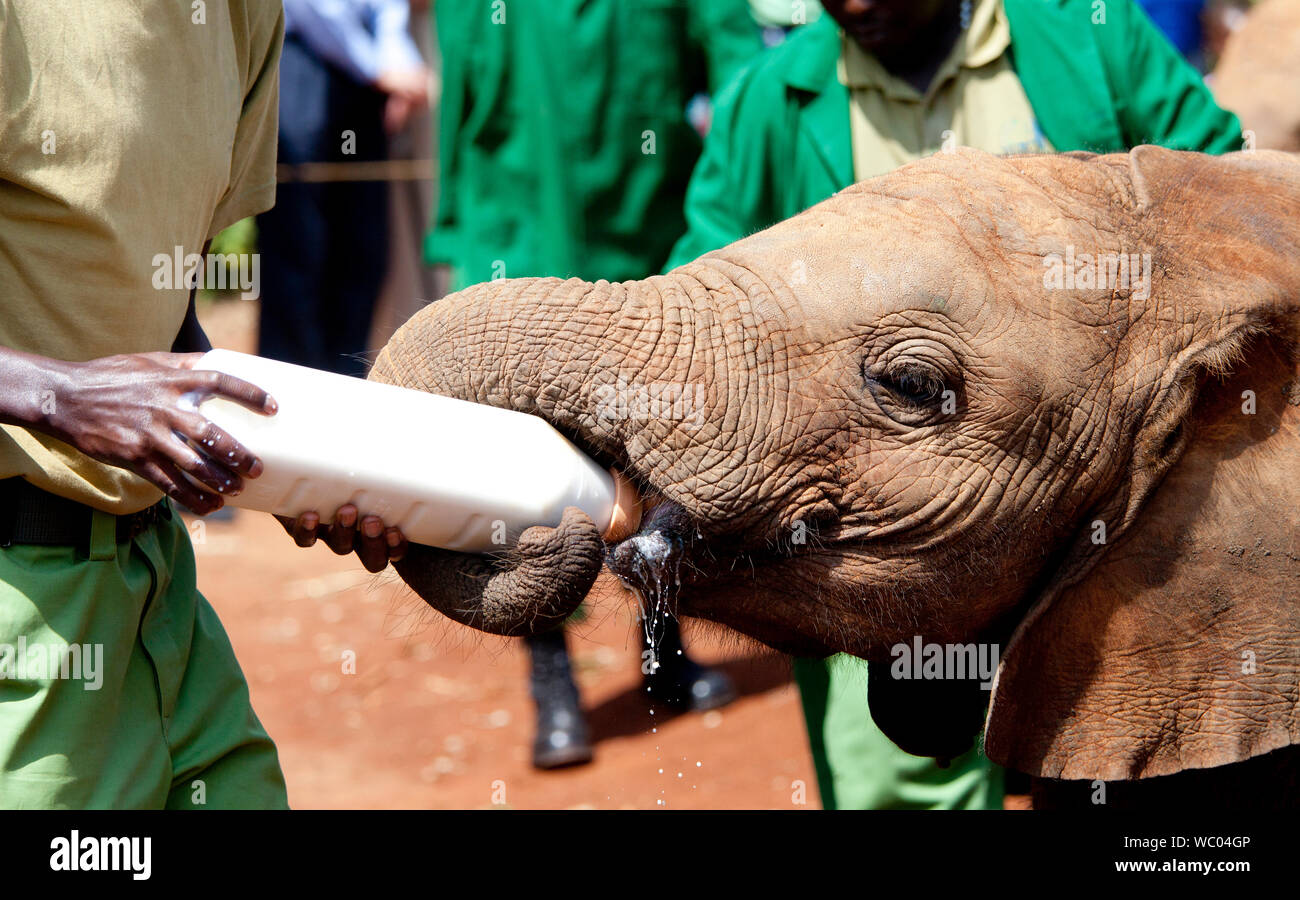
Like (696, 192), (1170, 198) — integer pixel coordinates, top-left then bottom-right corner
(820, 0), (953, 52)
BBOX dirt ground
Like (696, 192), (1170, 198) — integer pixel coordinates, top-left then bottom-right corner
(194, 299), (819, 809)
(193, 509), (817, 810)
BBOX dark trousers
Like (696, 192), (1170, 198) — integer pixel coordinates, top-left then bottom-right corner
(256, 35), (389, 377)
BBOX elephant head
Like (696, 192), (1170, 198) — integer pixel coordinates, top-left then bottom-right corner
(370, 146), (1300, 783)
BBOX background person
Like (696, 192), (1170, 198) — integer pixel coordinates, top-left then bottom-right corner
(257, 0), (432, 377)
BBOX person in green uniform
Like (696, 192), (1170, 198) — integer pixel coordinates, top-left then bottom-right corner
(429, 0), (764, 769)
(431, 0), (764, 287)
(0, 1), (408, 809)
(666, 0), (1244, 808)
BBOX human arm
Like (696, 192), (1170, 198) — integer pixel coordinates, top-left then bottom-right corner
(282, 0), (429, 132)
(686, 0), (765, 95)
(282, 0), (423, 85)
(664, 63), (783, 271)
(1102, 0), (1244, 153)
(423, 4), (465, 268)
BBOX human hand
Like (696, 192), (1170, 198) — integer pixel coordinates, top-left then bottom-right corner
(278, 504), (409, 573)
(375, 65), (431, 104)
(375, 65), (431, 133)
(40, 351), (273, 514)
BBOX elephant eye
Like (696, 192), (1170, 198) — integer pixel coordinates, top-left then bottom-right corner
(882, 364), (945, 405)
(863, 359), (952, 425)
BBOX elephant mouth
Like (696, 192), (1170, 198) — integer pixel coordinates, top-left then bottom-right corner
(607, 511), (839, 658)
(574, 436), (834, 656)
(548, 425), (702, 598)
(604, 494), (703, 645)
(605, 496), (696, 593)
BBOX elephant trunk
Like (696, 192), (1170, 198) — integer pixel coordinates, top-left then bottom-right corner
(368, 274), (693, 635)
(371, 275), (680, 461)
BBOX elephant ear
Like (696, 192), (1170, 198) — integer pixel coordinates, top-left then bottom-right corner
(985, 147), (1300, 781)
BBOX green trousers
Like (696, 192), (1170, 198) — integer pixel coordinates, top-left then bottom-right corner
(0, 504), (287, 809)
(794, 655), (1004, 809)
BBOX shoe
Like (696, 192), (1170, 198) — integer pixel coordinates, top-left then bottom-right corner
(642, 619), (737, 712)
(525, 628), (593, 770)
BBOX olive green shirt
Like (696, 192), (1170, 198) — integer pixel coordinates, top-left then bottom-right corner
(841, 0), (1051, 182)
(0, 1), (283, 514)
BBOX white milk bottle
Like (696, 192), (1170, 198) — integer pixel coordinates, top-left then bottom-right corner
(185, 350), (641, 552)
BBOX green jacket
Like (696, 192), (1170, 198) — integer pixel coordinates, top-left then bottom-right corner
(665, 0), (1245, 269)
(429, 0), (763, 290)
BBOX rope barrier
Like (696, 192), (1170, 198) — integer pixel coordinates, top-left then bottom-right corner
(276, 159), (437, 183)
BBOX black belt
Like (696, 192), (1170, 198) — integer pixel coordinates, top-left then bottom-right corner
(0, 478), (172, 550)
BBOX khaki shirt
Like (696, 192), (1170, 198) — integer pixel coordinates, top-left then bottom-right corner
(839, 0), (1052, 182)
(0, 1), (283, 513)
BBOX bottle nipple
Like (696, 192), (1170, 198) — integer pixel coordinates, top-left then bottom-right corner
(603, 468), (643, 543)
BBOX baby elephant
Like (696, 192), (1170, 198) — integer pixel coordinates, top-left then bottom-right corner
(372, 146), (1300, 808)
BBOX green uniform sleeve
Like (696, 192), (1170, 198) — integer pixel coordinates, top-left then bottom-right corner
(1101, 0), (1243, 154)
(425, 10), (465, 267)
(664, 64), (780, 271)
(686, 0), (764, 94)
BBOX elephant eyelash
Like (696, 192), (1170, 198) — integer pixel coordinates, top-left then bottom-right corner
(881, 365), (946, 406)
(861, 358), (953, 426)
(871, 360), (946, 406)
